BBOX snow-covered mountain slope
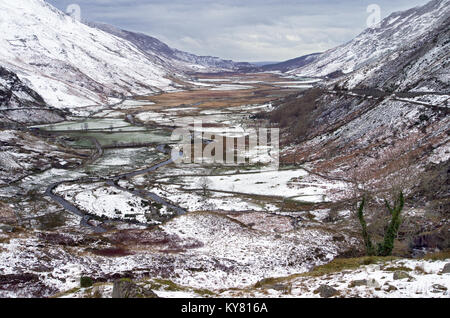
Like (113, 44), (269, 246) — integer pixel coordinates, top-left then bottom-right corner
(0, 66), (64, 124)
(0, 0), (181, 109)
(338, 19), (449, 93)
(290, 0), (450, 78)
(87, 22), (253, 73)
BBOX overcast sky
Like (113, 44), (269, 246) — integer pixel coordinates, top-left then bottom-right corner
(47, 0), (430, 62)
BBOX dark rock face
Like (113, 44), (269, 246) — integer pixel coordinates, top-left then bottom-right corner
(0, 273), (39, 287)
(0, 66), (46, 108)
(314, 285), (339, 298)
(0, 273), (56, 298)
(0, 66), (64, 124)
(411, 225), (450, 250)
(0, 202), (16, 224)
(38, 233), (81, 246)
(112, 279), (158, 299)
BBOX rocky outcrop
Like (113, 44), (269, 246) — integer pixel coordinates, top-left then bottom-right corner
(441, 263), (450, 274)
(412, 225), (450, 251)
(112, 279), (159, 298)
(0, 66), (64, 124)
(314, 285), (339, 298)
(0, 202), (16, 224)
(393, 271), (412, 280)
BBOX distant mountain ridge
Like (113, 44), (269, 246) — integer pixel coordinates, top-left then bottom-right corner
(86, 22), (253, 73)
(337, 13), (449, 93)
(258, 53), (322, 73)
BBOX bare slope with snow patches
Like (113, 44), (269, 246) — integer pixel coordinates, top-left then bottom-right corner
(290, 0), (450, 77)
(0, 0), (178, 109)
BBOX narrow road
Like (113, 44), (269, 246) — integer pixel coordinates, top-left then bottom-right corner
(327, 89), (449, 112)
(44, 134), (186, 231)
(45, 180), (107, 233)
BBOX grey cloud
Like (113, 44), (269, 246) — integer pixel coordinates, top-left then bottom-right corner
(47, 0), (430, 62)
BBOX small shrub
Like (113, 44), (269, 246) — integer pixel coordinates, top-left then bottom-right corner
(80, 276), (94, 288)
(357, 197), (375, 256)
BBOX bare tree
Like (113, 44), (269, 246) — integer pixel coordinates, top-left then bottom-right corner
(198, 176), (211, 198)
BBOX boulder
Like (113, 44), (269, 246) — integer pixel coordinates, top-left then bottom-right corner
(0, 224), (15, 233)
(383, 284), (398, 292)
(367, 278), (380, 289)
(393, 271), (412, 280)
(314, 285), (339, 298)
(441, 263), (450, 274)
(431, 284), (447, 293)
(348, 279), (367, 288)
(112, 279), (158, 298)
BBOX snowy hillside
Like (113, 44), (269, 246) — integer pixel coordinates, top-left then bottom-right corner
(87, 22), (253, 73)
(290, 0), (450, 77)
(0, 0), (180, 109)
(338, 18), (449, 93)
(270, 0), (449, 209)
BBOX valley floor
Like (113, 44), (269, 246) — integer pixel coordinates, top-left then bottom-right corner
(0, 73), (448, 298)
